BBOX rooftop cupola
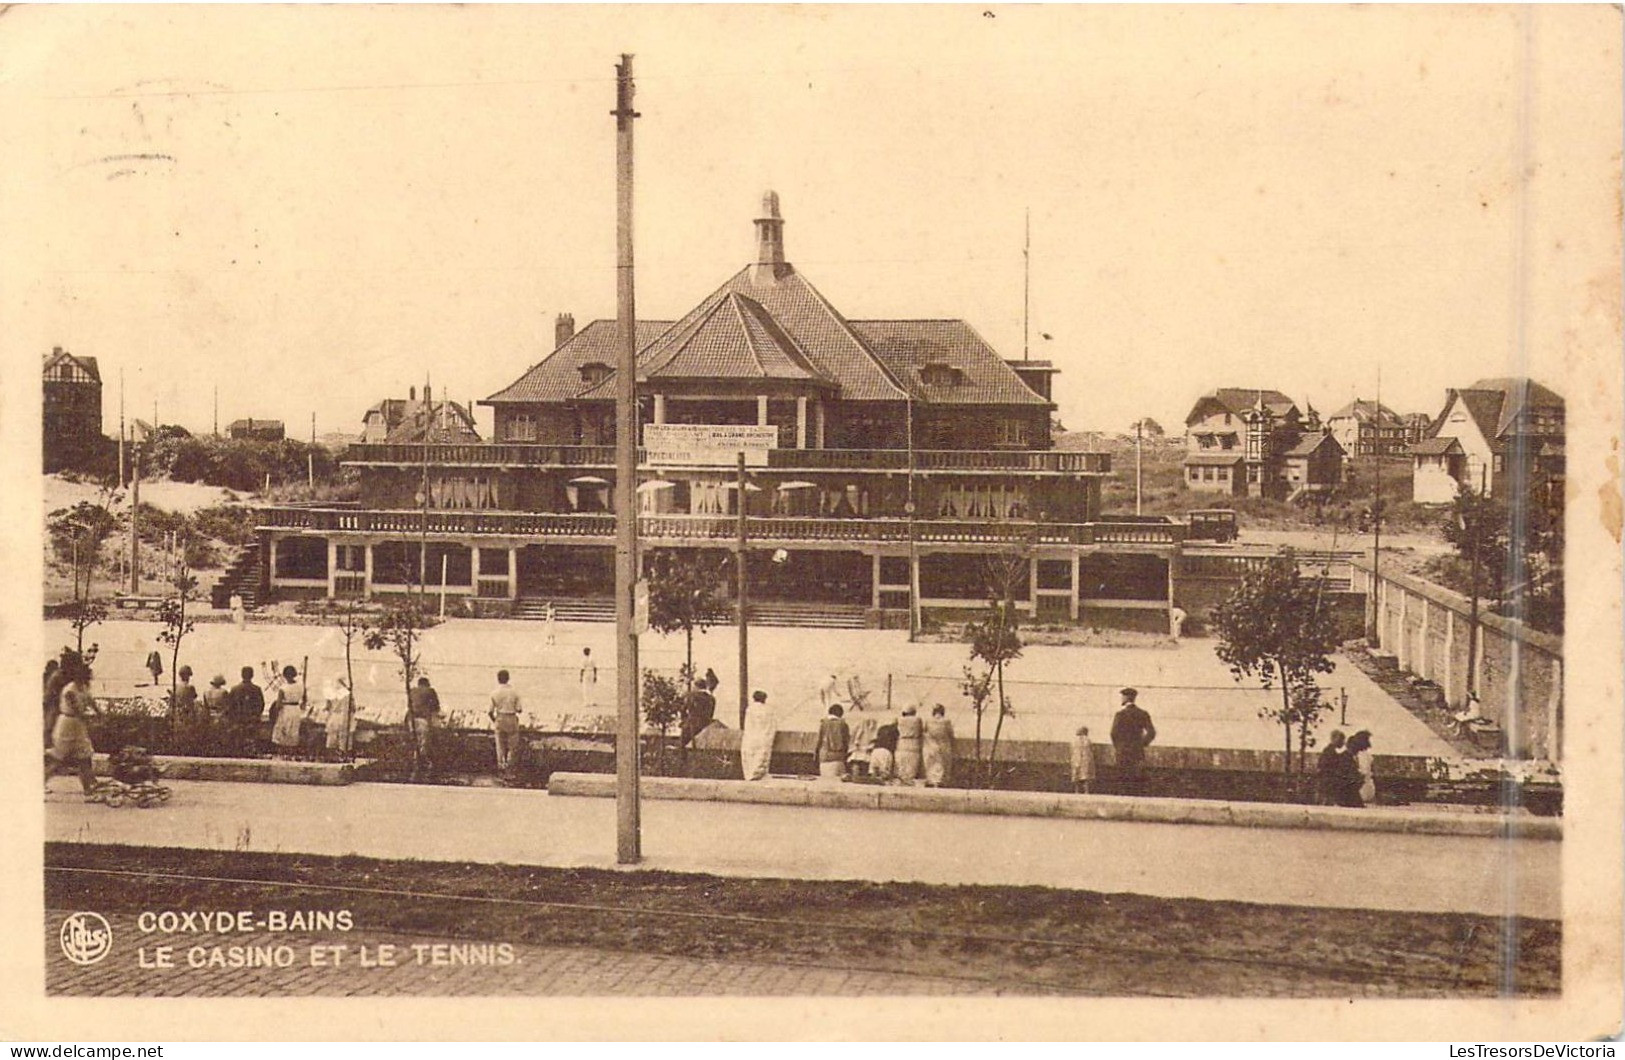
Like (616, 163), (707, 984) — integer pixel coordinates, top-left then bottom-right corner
(752, 190), (788, 286)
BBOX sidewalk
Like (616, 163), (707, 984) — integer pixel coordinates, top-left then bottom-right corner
(44, 779), (1558, 919)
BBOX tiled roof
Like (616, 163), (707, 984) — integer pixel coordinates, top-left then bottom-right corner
(1409, 437), (1462, 456)
(1186, 388), (1298, 426)
(227, 418), (284, 431)
(482, 320), (673, 404)
(1467, 377), (1564, 437)
(43, 348), (101, 382)
(383, 400), (481, 443)
(852, 320), (1051, 407)
(590, 292), (834, 390)
(1183, 453), (1245, 466)
(1282, 432), (1342, 458)
(1428, 379), (1565, 447)
(1328, 399), (1401, 425)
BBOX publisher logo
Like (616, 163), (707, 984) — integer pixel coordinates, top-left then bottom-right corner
(60, 912), (113, 966)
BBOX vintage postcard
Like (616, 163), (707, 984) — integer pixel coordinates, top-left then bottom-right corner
(1, 4), (1620, 1042)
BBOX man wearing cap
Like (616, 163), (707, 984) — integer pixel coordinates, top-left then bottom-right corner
(1109, 687), (1156, 796)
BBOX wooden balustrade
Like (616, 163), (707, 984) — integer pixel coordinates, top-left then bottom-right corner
(342, 442), (1111, 475)
(256, 507), (1184, 546)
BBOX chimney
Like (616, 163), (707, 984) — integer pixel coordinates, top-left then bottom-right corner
(555, 313), (576, 349)
(410, 385), (416, 402)
(424, 384), (432, 406)
(52, 346), (63, 355)
(752, 190), (787, 286)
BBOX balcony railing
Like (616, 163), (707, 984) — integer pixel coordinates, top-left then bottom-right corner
(342, 443), (1110, 475)
(256, 507), (1183, 546)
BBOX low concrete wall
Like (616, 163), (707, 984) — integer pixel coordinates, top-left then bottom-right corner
(1353, 559), (1562, 760)
(546, 772), (1560, 841)
(93, 754), (355, 785)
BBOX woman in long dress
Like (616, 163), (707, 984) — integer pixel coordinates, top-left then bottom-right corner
(270, 665), (306, 758)
(894, 705), (924, 784)
(325, 677), (356, 760)
(922, 705), (955, 787)
(739, 690), (776, 781)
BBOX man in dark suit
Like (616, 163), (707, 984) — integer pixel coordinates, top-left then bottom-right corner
(1109, 687), (1156, 796)
(226, 666), (266, 755)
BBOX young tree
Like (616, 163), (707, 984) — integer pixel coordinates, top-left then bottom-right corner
(67, 599), (109, 661)
(1211, 552), (1340, 773)
(155, 565), (200, 707)
(644, 550), (729, 679)
(48, 497), (120, 602)
(322, 596), (373, 712)
(362, 596), (440, 719)
(1441, 483), (1509, 601)
(966, 602), (1022, 786)
(641, 668), (686, 775)
(961, 549), (1028, 786)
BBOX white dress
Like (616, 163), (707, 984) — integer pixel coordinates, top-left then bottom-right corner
(740, 701), (777, 781)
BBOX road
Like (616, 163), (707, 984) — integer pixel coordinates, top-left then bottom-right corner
(45, 779), (1557, 919)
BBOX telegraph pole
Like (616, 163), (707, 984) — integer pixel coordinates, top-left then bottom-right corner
(1135, 419), (1144, 516)
(128, 443), (141, 594)
(612, 54), (642, 864)
(736, 451), (750, 731)
(1022, 207), (1030, 362)
(118, 369), (126, 486)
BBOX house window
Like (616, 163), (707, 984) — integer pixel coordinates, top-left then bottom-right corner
(578, 362), (613, 387)
(1219, 434), (1236, 450)
(505, 414), (537, 442)
(918, 362), (964, 387)
(994, 418), (1029, 446)
(1493, 454), (1505, 473)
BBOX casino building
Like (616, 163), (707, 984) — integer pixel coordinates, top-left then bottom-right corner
(254, 194), (1200, 629)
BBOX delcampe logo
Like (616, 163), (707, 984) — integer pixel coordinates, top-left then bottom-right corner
(59, 912), (113, 966)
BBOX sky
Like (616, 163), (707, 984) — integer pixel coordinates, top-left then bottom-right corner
(4, 5), (1619, 441)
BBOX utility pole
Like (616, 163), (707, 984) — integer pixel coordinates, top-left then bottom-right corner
(309, 412), (316, 488)
(1465, 463), (1487, 699)
(419, 377), (430, 606)
(1369, 367), (1383, 645)
(213, 386), (219, 438)
(128, 443), (141, 594)
(1022, 207), (1030, 362)
(1135, 419), (1144, 516)
(612, 54), (642, 865)
(736, 451), (750, 734)
(906, 395), (919, 641)
(118, 369), (126, 487)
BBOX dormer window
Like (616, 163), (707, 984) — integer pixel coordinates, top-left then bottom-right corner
(578, 362), (613, 387)
(918, 361), (964, 387)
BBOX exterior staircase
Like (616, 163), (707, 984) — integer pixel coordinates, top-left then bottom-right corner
(209, 543), (263, 610)
(514, 596), (615, 623)
(748, 602), (868, 629)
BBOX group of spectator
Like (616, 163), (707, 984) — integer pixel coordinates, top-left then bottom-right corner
(163, 662), (357, 762)
(1316, 728), (1377, 807)
(813, 701), (957, 786)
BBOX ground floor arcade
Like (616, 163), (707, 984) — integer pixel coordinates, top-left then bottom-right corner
(259, 529), (1184, 629)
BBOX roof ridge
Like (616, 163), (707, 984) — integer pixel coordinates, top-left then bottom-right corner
(790, 271), (909, 399)
(729, 292), (769, 377)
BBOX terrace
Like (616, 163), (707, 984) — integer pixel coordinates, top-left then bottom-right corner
(255, 507), (1185, 547)
(341, 443), (1112, 476)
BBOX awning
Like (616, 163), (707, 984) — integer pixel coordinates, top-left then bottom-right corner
(636, 480), (676, 492)
(720, 481), (764, 492)
(777, 480), (816, 490)
(569, 475), (610, 486)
